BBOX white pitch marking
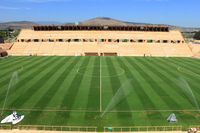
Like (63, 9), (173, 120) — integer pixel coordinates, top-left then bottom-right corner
(177, 66), (200, 78)
(0, 108), (199, 113)
(100, 57), (102, 112)
(76, 66), (125, 78)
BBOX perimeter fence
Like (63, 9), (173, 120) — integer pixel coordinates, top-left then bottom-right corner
(104, 126), (183, 132)
(0, 124), (97, 132)
(1, 125), (199, 132)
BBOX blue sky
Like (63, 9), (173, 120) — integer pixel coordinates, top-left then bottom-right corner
(0, 0), (199, 27)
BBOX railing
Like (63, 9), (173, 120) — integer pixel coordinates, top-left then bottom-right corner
(189, 125), (200, 130)
(1, 125), (199, 132)
(0, 125), (97, 132)
(104, 126), (183, 132)
(0, 124), (12, 130)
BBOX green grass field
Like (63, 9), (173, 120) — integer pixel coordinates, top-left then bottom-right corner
(0, 56), (200, 130)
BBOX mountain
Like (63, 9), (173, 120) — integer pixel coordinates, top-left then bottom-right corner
(36, 21), (63, 25)
(79, 17), (166, 26)
(80, 17), (128, 26)
(0, 21), (38, 30)
(80, 17), (200, 32)
(0, 18), (199, 32)
(170, 26), (200, 32)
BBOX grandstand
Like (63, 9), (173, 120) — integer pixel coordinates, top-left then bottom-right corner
(189, 44), (200, 58)
(0, 43), (13, 50)
(8, 25), (196, 57)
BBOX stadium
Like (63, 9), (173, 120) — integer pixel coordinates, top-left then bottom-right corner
(0, 18), (200, 133)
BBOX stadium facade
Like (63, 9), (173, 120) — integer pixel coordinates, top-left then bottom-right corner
(8, 25), (195, 57)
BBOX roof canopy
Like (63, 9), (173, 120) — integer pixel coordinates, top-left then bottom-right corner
(33, 25), (169, 32)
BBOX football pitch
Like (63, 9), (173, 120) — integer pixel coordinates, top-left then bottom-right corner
(0, 56), (200, 129)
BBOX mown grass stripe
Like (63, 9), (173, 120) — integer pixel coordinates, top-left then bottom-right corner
(24, 57), (75, 108)
(118, 57), (164, 125)
(0, 56), (25, 66)
(47, 57), (87, 110)
(0, 57), (46, 84)
(49, 57), (89, 125)
(171, 58), (200, 74)
(0, 56), (22, 64)
(67, 57), (97, 126)
(60, 57), (91, 108)
(124, 58), (167, 109)
(166, 58), (200, 76)
(45, 57), (83, 108)
(134, 58), (191, 110)
(154, 58), (200, 101)
(4, 57), (53, 96)
(153, 60), (200, 115)
(53, 57), (91, 125)
(180, 58), (200, 66)
(26, 57), (82, 123)
(101, 57), (114, 110)
(148, 58), (199, 110)
(99, 57), (121, 126)
(5, 57), (64, 108)
(112, 57), (134, 111)
(127, 58), (179, 110)
(155, 58), (200, 94)
(0, 57), (52, 102)
(162, 58), (200, 79)
(122, 58), (162, 110)
(112, 58), (143, 111)
(84, 57), (100, 121)
(112, 57), (139, 126)
(0, 56), (32, 70)
(85, 57), (100, 110)
(0, 57), (48, 82)
(105, 57), (132, 124)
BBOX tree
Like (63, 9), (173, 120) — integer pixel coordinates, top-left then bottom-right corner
(0, 31), (6, 38)
(194, 31), (200, 40)
(0, 36), (4, 43)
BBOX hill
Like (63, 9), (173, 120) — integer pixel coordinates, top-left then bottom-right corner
(0, 21), (38, 30)
(0, 17), (199, 32)
(79, 17), (200, 32)
(79, 17), (128, 26)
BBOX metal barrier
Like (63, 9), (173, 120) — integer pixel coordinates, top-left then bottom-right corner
(0, 124), (97, 132)
(104, 126), (183, 132)
(0, 124), (12, 130)
(189, 125), (200, 130)
(1, 125), (200, 132)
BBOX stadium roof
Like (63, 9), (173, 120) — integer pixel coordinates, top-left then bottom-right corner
(33, 25), (169, 32)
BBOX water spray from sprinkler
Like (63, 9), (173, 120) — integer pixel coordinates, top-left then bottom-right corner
(101, 79), (134, 118)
